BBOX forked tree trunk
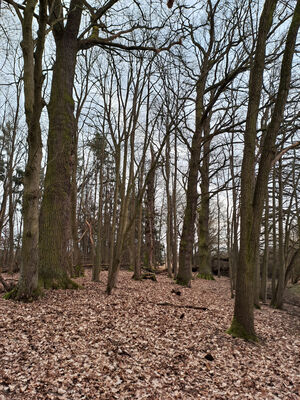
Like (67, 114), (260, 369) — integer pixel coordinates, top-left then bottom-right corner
(229, 0), (278, 341)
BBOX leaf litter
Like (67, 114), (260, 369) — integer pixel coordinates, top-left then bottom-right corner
(0, 271), (299, 399)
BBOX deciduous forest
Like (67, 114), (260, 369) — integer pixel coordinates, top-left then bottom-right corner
(0, 0), (299, 398)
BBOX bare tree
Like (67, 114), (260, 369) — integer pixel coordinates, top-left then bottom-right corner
(228, 0), (300, 340)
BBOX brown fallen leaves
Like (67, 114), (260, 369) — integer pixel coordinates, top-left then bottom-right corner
(0, 271), (299, 399)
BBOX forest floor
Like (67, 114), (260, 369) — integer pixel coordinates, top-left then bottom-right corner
(0, 271), (299, 400)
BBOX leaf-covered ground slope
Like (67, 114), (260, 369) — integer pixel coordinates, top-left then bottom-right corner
(0, 271), (299, 399)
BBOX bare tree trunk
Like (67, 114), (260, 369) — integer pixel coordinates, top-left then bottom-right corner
(39, 5), (82, 289)
(71, 132), (81, 276)
(217, 191), (221, 278)
(172, 134), (178, 278)
(226, 187), (234, 298)
(229, 0), (278, 340)
(93, 139), (106, 282)
(230, 147), (238, 291)
(271, 168), (278, 302)
(165, 131), (173, 278)
(6, 121), (18, 274)
(198, 118), (212, 279)
(93, 167), (104, 282)
(254, 243), (261, 308)
(133, 190), (143, 281)
(260, 195), (269, 303)
(273, 160), (285, 308)
(145, 147), (156, 271)
(10, 0), (46, 300)
(229, 0), (300, 340)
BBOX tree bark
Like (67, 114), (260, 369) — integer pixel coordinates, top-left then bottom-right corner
(229, 0), (278, 341)
(39, 2), (82, 288)
(229, 0), (300, 340)
(10, 0), (46, 301)
(260, 196), (269, 302)
(198, 118), (212, 278)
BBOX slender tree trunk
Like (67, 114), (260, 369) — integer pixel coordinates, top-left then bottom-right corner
(273, 160), (285, 308)
(226, 189), (234, 298)
(71, 132), (81, 276)
(230, 149), (238, 291)
(172, 134), (178, 277)
(271, 168), (278, 302)
(229, 0), (300, 339)
(7, 128), (17, 275)
(10, 0), (46, 301)
(260, 195), (269, 303)
(229, 0), (278, 340)
(177, 56), (210, 286)
(93, 165), (104, 282)
(217, 191), (221, 278)
(254, 243), (261, 308)
(133, 195), (143, 281)
(198, 121), (212, 278)
(145, 148), (155, 271)
(165, 132), (173, 278)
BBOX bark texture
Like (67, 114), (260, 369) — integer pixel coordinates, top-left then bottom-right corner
(39, 0), (82, 289)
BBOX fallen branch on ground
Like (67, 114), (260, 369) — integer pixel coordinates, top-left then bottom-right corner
(153, 302), (208, 311)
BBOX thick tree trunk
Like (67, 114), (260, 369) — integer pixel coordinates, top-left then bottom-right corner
(39, 31), (80, 289)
